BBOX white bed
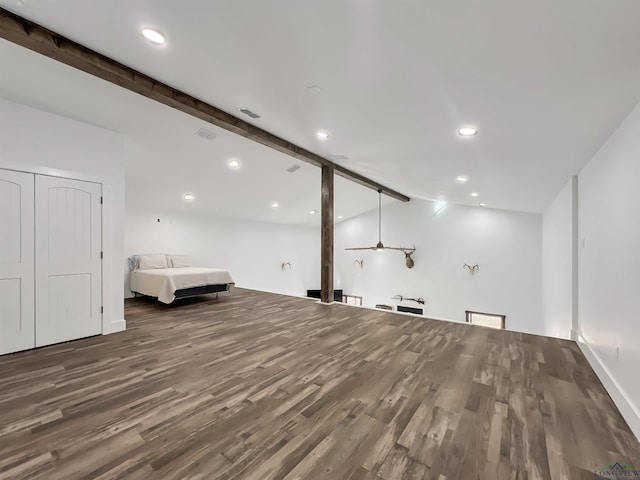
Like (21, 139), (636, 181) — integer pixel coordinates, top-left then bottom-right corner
(129, 255), (234, 304)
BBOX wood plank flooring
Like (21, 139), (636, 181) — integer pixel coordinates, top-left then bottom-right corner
(1, 288), (639, 480)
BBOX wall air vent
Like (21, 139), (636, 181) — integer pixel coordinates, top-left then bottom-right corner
(329, 154), (349, 161)
(195, 128), (218, 141)
(286, 165), (301, 173)
(238, 108), (261, 119)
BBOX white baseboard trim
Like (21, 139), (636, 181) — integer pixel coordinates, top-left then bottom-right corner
(570, 328), (579, 341)
(578, 335), (640, 441)
(316, 300), (334, 305)
(103, 319), (126, 335)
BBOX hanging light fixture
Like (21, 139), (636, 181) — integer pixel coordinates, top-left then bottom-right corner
(346, 189), (416, 268)
(375, 188), (384, 250)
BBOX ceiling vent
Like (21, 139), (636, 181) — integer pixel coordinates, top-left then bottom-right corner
(286, 165), (301, 173)
(195, 128), (217, 141)
(329, 154), (349, 161)
(238, 108), (261, 119)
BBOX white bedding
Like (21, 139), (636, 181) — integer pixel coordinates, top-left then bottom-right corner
(130, 267), (235, 304)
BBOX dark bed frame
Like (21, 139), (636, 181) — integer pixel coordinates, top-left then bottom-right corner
(174, 283), (230, 299)
(133, 283), (232, 303)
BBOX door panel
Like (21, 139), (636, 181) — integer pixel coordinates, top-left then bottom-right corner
(47, 187), (92, 263)
(0, 170), (35, 355)
(36, 176), (102, 347)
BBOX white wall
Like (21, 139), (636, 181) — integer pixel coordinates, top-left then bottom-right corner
(577, 101), (640, 438)
(125, 209), (320, 298)
(335, 199), (543, 335)
(542, 176), (577, 340)
(0, 98), (125, 334)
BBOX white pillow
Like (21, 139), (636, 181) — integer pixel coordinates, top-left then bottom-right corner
(167, 255), (191, 268)
(137, 254), (169, 270)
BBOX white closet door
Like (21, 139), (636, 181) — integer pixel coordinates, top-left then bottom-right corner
(0, 170), (35, 355)
(35, 176), (102, 347)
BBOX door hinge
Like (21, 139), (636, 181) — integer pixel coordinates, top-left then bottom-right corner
(100, 306), (104, 314)
(100, 251), (104, 259)
(100, 196), (103, 204)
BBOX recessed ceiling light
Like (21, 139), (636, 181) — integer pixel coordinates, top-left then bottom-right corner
(141, 27), (166, 45)
(470, 192), (479, 197)
(310, 209), (317, 214)
(458, 127), (477, 136)
(337, 215), (343, 219)
(479, 202), (487, 207)
(183, 193), (194, 201)
(271, 202), (279, 208)
(455, 176), (468, 184)
(228, 158), (240, 169)
(316, 131), (330, 140)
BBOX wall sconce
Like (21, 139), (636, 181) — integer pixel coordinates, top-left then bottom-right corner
(281, 262), (292, 271)
(354, 259), (363, 268)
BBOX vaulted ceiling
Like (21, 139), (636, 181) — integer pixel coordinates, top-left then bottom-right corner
(2, 0), (640, 219)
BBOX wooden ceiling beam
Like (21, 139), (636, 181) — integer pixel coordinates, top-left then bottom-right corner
(0, 7), (411, 203)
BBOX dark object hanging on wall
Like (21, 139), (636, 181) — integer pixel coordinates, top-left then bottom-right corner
(392, 295), (425, 304)
(463, 263), (479, 274)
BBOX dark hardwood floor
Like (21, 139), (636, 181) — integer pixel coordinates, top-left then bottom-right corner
(1, 288), (639, 480)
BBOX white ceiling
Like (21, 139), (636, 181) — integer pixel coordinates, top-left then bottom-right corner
(0, 38), (396, 225)
(2, 0), (640, 215)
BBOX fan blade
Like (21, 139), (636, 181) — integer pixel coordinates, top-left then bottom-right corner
(345, 247), (376, 251)
(385, 246), (416, 252)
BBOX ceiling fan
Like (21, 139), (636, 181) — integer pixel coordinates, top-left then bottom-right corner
(345, 189), (416, 268)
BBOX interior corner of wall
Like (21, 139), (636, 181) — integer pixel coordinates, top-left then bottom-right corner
(570, 328), (579, 341)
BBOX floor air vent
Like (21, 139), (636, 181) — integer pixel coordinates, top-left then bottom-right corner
(397, 306), (423, 315)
